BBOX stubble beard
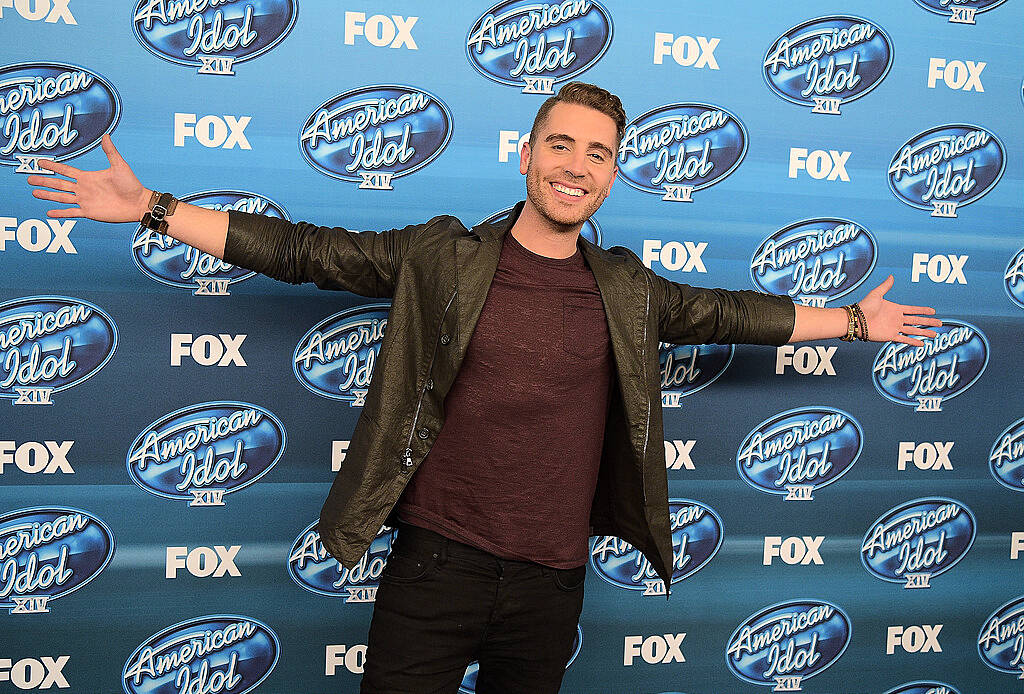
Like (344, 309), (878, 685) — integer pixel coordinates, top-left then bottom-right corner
(525, 164), (606, 231)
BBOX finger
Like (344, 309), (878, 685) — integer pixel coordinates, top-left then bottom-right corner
(898, 304), (936, 316)
(45, 207), (82, 219)
(906, 316), (942, 328)
(901, 326), (939, 339)
(32, 189), (77, 204)
(869, 274), (895, 298)
(27, 175), (76, 192)
(893, 334), (926, 347)
(37, 159), (79, 178)
(101, 134), (126, 167)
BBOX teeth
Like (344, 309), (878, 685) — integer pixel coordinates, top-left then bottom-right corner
(552, 183), (584, 197)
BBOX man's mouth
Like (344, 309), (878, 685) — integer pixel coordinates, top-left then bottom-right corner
(551, 182), (586, 198)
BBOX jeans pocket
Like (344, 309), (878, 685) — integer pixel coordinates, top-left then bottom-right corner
(548, 565), (587, 591)
(381, 545), (439, 584)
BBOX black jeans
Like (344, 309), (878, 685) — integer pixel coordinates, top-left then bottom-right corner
(360, 523), (586, 694)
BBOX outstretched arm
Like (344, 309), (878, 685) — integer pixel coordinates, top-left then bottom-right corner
(26, 134), (229, 258)
(789, 275), (941, 346)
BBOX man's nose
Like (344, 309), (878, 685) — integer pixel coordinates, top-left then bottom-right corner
(564, 151), (587, 178)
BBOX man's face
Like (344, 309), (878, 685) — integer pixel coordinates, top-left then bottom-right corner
(520, 102), (618, 230)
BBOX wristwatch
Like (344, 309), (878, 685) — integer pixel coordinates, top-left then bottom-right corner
(140, 191), (178, 233)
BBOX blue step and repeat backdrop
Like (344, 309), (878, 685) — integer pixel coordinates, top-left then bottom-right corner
(1, 1), (1023, 693)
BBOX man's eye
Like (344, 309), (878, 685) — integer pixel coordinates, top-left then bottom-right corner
(553, 144), (568, 151)
(590, 153), (605, 162)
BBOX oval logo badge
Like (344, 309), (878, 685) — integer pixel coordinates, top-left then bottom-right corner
(888, 124), (1005, 218)
(132, 190), (289, 294)
(460, 625), (582, 693)
(763, 16), (893, 115)
(0, 62), (120, 173)
(750, 219), (877, 306)
(861, 497), (975, 588)
(299, 85), (452, 190)
(872, 320), (988, 412)
(726, 599), (851, 688)
(660, 343), (733, 407)
(737, 407), (862, 500)
(465, 0), (613, 93)
(126, 401), (286, 506)
(618, 103), (747, 202)
(131, 0), (297, 75)
(1004, 247), (1024, 309)
(590, 499), (724, 596)
(480, 206), (601, 246)
(293, 304), (389, 404)
(123, 615), (279, 694)
(288, 521), (394, 602)
(884, 683), (961, 694)
(0, 296), (117, 405)
(914, 0), (1007, 24)
(990, 416), (1024, 492)
(979, 596), (1024, 675)
(0, 507), (114, 615)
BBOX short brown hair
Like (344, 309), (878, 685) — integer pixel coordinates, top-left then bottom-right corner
(529, 82), (626, 150)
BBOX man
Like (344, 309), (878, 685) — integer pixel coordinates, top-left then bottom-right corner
(28, 82), (939, 694)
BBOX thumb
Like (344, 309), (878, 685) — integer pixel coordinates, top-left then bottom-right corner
(101, 134), (127, 168)
(867, 274), (894, 300)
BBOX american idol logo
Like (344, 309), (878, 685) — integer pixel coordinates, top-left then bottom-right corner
(737, 407), (862, 501)
(294, 304), (389, 405)
(978, 596), (1024, 677)
(590, 499), (723, 596)
(914, 0), (1007, 25)
(299, 85), (452, 190)
(660, 343), (733, 407)
(861, 498), (975, 589)
(0, 507), (114, 615)
(132, 190), (288, 296)
(1005, 247), (1024, 309)
(990, 416), (1024, 492)
(884, 683), (961, 694)
(726, 599), (851, 691)
(288, 521), (394, 603)
(465, 0), (613, 94)
(123, 615), (279, 694)
(872, 320), (988, 412)
(618, 103), (747, 203)
(0, 296), (117, 406)
(763, 16), (892, 116)
(126, 401), (286, 507)
(0, 62), (120, 174)
(888, 124), (1005, 218)
(459, 625), (582, 693)
(750, 219), (877, 307)
(132, 0), (297, 75)
(480, 206), (601, 246)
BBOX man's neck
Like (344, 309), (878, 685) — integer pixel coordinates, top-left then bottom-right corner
(509, 203), (581, 259)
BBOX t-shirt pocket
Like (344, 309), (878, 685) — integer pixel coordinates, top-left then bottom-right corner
(562, 297), (610, 360)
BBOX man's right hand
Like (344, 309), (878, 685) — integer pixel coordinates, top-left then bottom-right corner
(27, 134), (152, 224)
(24, 133), (229, 258)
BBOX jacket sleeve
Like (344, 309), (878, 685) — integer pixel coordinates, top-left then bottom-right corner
(222, 210), (449, 298)
(649, 268), (796, 346)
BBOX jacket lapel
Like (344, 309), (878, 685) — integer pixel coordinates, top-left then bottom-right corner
(453, 215), (506, 362)
(580, 240), (646, 375)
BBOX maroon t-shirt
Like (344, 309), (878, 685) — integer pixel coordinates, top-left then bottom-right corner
(397, 232), (613, 567)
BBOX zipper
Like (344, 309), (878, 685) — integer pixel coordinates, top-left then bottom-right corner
(403, 287), (458, 470)
(639, 268), (651, 505)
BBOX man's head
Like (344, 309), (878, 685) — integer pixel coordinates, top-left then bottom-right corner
(520, 82), (624, 232)
(529, 82), (626, 152)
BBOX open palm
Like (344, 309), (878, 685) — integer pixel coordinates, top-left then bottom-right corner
(26, 134), (150, 224)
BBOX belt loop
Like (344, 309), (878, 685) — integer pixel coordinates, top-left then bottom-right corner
(436, 536), (448, 565)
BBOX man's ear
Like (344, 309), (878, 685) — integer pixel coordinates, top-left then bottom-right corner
(519, 140), (531, 175)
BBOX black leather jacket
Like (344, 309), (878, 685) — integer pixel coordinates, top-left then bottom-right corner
(224, 202), (795, 586)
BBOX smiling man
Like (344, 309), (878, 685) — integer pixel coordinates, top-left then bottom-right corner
(27, 82), (939, 694)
